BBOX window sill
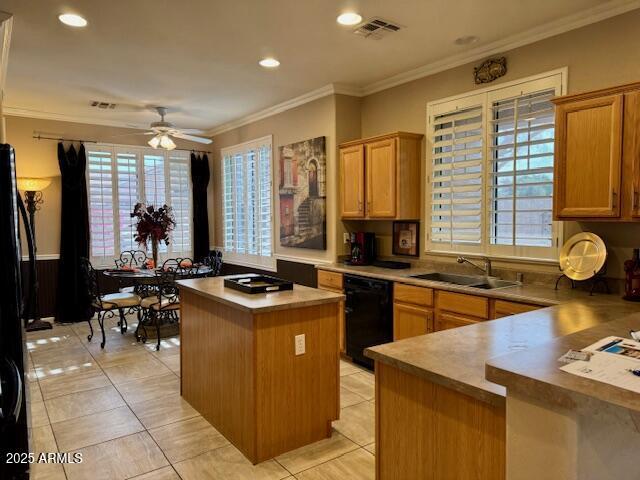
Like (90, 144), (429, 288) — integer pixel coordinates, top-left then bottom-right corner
(424, 249), (560, 267)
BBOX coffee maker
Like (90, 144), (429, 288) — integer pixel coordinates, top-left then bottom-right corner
(347, 232), (376, 265)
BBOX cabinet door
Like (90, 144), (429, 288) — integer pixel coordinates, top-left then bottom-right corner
(393, 303), (433, 341)
(435, 311), (480, 331)
(491, 300), (540, 319)
(625, 92), (640, 218)
(366, 138), (397, 218)
(318, 284), (346, 354)
(554, 94), (623, 218)
(340, 145), (365, 218)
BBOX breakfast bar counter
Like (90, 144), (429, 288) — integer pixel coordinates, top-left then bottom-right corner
(176, 277), (344, 464)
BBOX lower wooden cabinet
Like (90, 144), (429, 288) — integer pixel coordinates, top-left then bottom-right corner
(393, 303), (433, 340)
(491, 299), (541, 319)
(435, 311), (481, 331)
(317, 271), (346, 354)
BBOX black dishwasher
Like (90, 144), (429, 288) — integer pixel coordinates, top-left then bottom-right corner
(344, 275), (393, 370)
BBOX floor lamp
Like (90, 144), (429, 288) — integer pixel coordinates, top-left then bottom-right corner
(17, 177), (52, 331)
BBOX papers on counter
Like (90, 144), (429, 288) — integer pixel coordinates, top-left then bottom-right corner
(559, 336), (640, 394)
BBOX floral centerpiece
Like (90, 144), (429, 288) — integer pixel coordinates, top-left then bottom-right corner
(131, 203), (175, 267)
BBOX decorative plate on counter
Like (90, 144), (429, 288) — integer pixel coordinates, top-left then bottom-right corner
(559, 232), (607, 281)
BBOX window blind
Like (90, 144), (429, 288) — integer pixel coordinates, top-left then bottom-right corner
(116, 151), (139, 252)
(430, 105), (484, 246)
(168, 152), (192, 254)
(88, 148), (116, 260)
(222, 136), (273, 269)
(489, 90), (555, 248)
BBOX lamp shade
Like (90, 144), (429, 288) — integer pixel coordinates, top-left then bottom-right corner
(17, 177), (52, 192)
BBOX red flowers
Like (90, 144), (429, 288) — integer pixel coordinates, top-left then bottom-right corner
(131, 203), (176, 247)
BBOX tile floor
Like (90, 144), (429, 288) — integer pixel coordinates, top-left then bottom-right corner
(25, 316), (375, 480)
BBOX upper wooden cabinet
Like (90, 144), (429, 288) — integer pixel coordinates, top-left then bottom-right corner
(553, 82), (640, 221)
(339, 132), (423, 220)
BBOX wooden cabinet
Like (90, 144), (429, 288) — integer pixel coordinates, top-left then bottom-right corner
(434, 290), (488, 332)
(317, 270), (346, 354)
(393, 283), (434, 341)
(553, 81), (640, 221)
(435, 311), (480, 331)
(490, 299), (541, 319)
(339, 145), (365, 218)
(339, 132), (422, 220)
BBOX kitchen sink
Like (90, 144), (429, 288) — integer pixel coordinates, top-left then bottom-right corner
(409, 272), (519, 290)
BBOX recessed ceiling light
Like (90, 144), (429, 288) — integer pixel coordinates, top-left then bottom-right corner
(454, 35), (478, 46)
(259, 57), (280, 68)
(337, 12), (362, 26)
(58, 13), (88, 27)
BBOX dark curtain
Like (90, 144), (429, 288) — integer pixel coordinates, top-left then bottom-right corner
(191, 153), (210, 262)
(55, 143), (91, 323)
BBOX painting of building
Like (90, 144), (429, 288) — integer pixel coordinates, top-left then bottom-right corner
(279, 136), (326, 249)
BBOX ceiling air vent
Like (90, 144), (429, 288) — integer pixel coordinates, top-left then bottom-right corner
(353, 18), (402, 40)
(90, 101), (116, 109)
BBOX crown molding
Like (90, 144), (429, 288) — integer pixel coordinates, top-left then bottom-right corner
(206, 83), (360, 137)
(3, 106), (149, 130)
(361, 0), (640, 95)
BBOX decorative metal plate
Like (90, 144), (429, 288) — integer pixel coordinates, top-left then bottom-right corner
(559, 232), (607, 281)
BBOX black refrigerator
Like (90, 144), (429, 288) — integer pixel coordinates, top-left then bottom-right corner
(0, 144), (30, 479)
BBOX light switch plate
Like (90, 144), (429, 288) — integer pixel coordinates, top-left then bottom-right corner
(343, 233), (350, 244)
(295, 334), (306, 355)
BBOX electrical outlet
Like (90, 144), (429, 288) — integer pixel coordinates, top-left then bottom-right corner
(295, 334), (306, 355)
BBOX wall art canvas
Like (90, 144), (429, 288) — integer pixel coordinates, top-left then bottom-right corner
(279, 136), (327, 249)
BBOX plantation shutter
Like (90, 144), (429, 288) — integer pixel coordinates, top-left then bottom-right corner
(168, 151), (192, 255)
(87, 147), (116, 262)
(258, 144), (272, 257)
(489, 89), (556, 248)
(115, 150), (139, 253)
(223, 153), (235, 251)
(429, 101), (484, 247)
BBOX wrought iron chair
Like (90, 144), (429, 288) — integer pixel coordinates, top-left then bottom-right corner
(114, 249), (149, 269)
(203, 250), (223, 277)
(137, 268), (181, 351)
(80, 258), (142, 348)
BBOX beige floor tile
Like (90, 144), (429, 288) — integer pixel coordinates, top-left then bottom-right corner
(92, 346), (151, 368)
(52, 405), (144, 451)
(363, 443), (375, 455)
(28, 381), (44, 403)
(340, 372), (374, 401)
(103, 355), (171, 385)
(45, 385), (125, 423)
(31, 343), (90, 366)
(332, 402), (375, 446)
(276, 431), (359, 474)
(39, 369), (111, 400)
(26, 328), (81, 354)
(340, 387), (367, 409)
(294, 449), (374, 480)
(173, 444), (289, 480)
(33, 354), (102, 381)
(159, 353), (180, 374)
(148, 415), (228, 463)
(130, 393), (198, 429)
(64, 431), (169, 480)
(130, 466), (181, 480)
(31, 425), (58, 454)
(116, 372), (179, 405)
(29, 401), (50, 427)
(30, 462), (67, 480)
(340, 360), (364, 377)
(148, 337), (181, 357)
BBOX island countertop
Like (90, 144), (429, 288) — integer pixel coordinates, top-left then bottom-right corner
(177, 276), (344, 314)
(365, 297), (640, 407)
(486, 313), (640, 413)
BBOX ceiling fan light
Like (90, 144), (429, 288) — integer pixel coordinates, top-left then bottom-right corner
(160, 134), (176, 150)
(148, 135), (161, 149)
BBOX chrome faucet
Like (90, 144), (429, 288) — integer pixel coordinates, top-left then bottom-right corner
(457, 256), (492, 277)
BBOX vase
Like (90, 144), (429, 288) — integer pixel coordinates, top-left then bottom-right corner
(151, 237), (159, 268)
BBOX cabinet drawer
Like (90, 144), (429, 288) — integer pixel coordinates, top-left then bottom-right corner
(436, 291), (489, 319)
(394, 283), (434, 307)
(435, 311), (481, 331)
(317, 270), (343, 290)
(493, 300), (541, 318)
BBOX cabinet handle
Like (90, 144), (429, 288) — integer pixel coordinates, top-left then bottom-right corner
(612, 190), (618, 206)
(634, 190), (639, 211)
(358, 200), (363, 212)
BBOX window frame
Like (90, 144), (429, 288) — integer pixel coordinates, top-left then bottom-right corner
(425, 68), (567, 263)
(221, 135), (276, 271)
(86, 143), (193, 267)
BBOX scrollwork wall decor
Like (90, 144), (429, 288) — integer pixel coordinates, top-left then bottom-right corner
(474, 57), (507, 84)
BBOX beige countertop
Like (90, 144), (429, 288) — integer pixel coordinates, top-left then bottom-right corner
(486, 313), (640, 413)
(316, 263), (640, 407)
(177, 276), (344, 314)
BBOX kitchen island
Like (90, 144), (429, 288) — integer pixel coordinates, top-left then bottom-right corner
(176, 276), (344, 464)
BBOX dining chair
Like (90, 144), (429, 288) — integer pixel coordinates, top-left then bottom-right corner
(80, 258), (142, 348)
(204, 250), (223, 277)
(114, 250), (149, 268)
(137, 268), (181, 351)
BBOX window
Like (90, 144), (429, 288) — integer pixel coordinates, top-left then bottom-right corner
(222, 136), (274, 270)
(427, 70), (565, 261)
(87, 144), (192, 266)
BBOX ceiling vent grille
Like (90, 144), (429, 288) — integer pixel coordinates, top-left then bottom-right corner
(90, 101), (117, 109)
(353, 18), (402, 40)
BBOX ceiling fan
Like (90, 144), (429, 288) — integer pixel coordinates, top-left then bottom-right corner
(143, 106), (212, 150)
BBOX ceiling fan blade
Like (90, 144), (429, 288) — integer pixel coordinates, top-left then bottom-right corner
(171, 132), (213, 144)
(177, 128), (206, 135)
